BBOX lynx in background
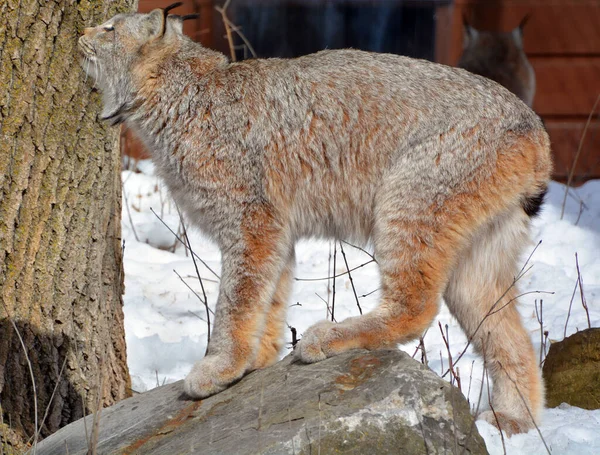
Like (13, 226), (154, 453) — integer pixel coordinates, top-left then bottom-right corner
(459, 16), (536, 107)
(80, 4), (551, 435)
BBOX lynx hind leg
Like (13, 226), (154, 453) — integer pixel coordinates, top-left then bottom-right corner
(444, 206), (544, 435)
(251, 251), (295, 370)
(295, 128), (551, 380)
(295, 176), (484, 363)
(184, 207), (290, 399)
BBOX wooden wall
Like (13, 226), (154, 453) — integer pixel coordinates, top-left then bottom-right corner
(125, 0), (600, 182)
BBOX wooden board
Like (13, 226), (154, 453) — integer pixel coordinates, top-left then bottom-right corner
(546, 120), (600, 181)
(532, 57), (600, 116)
(446, 1), (600, 64)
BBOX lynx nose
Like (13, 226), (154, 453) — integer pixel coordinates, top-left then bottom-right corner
(83, 27), (95, 36)
(78, 35), (94, 56)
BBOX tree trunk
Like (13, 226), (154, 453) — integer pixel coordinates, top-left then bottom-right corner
(0, 0), (136, 448)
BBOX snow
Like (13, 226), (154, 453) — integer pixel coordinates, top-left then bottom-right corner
(121, 161), (600, 454)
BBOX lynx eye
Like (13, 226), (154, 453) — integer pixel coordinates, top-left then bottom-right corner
(103, 25), (115, 32)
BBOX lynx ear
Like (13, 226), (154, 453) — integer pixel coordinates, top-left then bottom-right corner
(518, 14), (531, 32)
(145, 9), (167, 39)
(462, 15), (478, 46)
(145, 3), (183, 40)
(511, 14), (530, 48)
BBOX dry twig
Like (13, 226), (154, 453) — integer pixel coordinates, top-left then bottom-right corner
(575, 253), (591, 329)
(561, 93), (600, 219)
(150, 207), (220, 279)
(338, 241), (362, 315)
(0, 302), (38, 455)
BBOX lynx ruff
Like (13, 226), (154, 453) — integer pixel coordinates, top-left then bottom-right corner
(79, 5), (551, 435)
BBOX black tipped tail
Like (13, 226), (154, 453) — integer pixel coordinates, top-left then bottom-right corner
(521, 186), (547, 218)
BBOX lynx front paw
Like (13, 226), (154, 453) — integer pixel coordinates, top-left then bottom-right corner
(184, 355), (243, 399)
(478, 410), (534, 436)
(294, 320), (347, 363)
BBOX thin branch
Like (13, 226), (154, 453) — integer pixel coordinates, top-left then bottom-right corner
(517, 240), (542, 279)
(122, 190), (139, 242)
(439, 322), (461, 392)
(187, 310), (207, 322)
(575, 253), (591, 329)
(0, 302), (38, 455)
(488, 290), (554, 317)
(331, 242), (337, 322)
(411, 328), (429, 365)
(149, 207), (220, 279)
(563, 277), (578, 338)
(443, 242), (547, 377)
(340, 240), (376, 261)
(499, 363), (551, 455)
(220, 16), (257, 59)
(30, 355), (69, 448)
(534, 300), (546, 366)
(359, 288), (379, 299)
(461, 352), (487, 455)
(315, 293), (335, 322)
(215, 0), (236, 61)
(177, 208), (211, 343)
(466, 360), (475, 408)
(485, 367), (507, 455)
(174, 269), (215, 317)
(561, 93), (600, 219)
(338, 241), (362, 315)
(295, 258), (375, 282)
(287, 324), (298, 348)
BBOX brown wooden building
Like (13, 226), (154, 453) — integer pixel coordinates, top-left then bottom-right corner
(125, 0), (600, 182)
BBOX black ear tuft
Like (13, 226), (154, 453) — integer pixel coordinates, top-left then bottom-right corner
(462, 14), (470, 29)
(164, 2), (184, 14)
(518, 13), (531, 32)
(161, 2), (184, 35)
(462, 14), (476, 39)
(182, 13), (199, 21)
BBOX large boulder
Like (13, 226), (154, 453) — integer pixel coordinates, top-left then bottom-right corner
(543, 328), (600, 409)
(37, 349), (488, 454)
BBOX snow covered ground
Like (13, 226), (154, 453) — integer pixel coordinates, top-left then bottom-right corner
(121, 160), (600, 454)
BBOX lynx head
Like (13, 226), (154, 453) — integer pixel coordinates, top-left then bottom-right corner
(458, 15), (535, 106)
(78, 2), (194, 124)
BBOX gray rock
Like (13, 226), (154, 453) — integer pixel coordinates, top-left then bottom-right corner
(37, 349), (488, 454)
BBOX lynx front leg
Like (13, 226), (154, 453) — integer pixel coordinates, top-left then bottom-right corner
(251, 250), (295, 370)
(184, 208), (290, 398)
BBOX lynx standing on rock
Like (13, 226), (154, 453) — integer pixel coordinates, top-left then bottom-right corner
(79, 4), (551, 435)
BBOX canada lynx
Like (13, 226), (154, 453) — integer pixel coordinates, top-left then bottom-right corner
(80, 5), (551, 435)
(458, 16), (536, 107)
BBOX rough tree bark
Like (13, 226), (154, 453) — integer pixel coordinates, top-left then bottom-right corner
(0, 0), (136, 449)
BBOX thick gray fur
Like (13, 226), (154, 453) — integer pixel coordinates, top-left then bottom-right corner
(79, 8), (551, 435)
